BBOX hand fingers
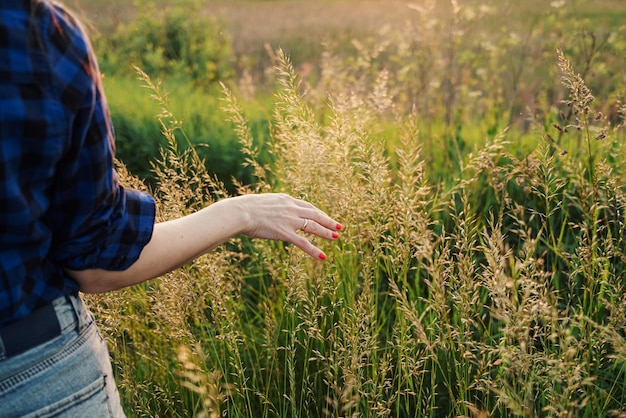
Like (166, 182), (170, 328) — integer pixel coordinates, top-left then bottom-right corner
(289, 217), (340, 260)
(298, 216), (341, 241)
(239, 193), (342, 260)
(291, 234), (329, 260)
(285, 198), (342, 260)
(296, 205), (343, 234)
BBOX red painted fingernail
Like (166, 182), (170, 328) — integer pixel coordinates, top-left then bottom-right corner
(319, 252), (327, 260)
(332, 232), (339, 239)
(336, 223), (343, 231)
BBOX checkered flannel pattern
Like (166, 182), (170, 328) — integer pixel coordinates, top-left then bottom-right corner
(0, 0), (155, 326)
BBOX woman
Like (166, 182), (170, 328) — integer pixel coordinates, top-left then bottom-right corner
(0, 1), (341, 416)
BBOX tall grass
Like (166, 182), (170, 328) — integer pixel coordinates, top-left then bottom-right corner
(85, 0), (626, 416)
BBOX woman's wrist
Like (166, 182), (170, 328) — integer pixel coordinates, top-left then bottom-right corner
(211, 195), (254, 237)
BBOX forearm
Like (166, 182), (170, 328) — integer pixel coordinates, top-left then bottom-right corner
(68, 198), (248, 293)
(66, 193), (341, 294)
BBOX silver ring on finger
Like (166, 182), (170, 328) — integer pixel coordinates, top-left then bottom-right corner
(299, 218), (309, 232)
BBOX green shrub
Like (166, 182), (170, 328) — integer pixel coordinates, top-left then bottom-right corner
(94, 0), (234, 89)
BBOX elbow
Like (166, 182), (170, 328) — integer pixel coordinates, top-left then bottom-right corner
(66, 268), (120, 294)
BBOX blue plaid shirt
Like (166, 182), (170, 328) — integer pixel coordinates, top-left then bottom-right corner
(0, 0), (156, 326)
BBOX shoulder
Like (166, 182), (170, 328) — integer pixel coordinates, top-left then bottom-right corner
(34, 1), (101, 109)
(39, 2), (90, 54)
(0, 1), (98, 87)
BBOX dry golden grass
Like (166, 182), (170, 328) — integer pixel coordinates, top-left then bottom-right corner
(77, 0), (626, 416)
(85, 44), (626, 416)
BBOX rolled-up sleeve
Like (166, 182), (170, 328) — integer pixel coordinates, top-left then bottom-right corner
(53, 180), (156, 272)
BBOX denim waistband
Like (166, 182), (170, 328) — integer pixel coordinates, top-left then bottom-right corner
(0, 293), (86, 360)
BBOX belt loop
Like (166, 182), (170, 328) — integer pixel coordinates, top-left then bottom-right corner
(66, 294), (85, 332)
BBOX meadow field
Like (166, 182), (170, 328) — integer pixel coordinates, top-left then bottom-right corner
(68, 0), (625, 416)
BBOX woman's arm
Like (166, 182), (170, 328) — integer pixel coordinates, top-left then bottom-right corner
(67, 193), (341, 293)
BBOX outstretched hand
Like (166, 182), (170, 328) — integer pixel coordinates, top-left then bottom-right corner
(68, 192), (342, 293)
(232, 193), (342, 260)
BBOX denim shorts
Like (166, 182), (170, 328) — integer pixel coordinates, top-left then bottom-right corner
(0, 294), (125, 417)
